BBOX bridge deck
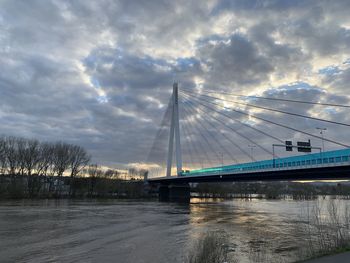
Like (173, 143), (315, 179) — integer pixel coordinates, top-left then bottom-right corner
(149, 148), (350, 184)
(149, 165), (350, 184)
(180, 148), (350, 177)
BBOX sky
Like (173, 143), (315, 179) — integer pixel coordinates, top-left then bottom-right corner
(1, 0), (350, 171)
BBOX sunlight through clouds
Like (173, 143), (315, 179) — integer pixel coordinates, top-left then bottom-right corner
(1, 0), (350, 167)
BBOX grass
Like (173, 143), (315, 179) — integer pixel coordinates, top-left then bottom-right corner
(186, 198), (350, 263)
(186, 232), (233, 263)
(297, 198), (350, 261)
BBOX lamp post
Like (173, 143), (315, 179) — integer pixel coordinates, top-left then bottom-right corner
(248, 144), (256, 161)
(316, 127), (327, 152)
(221, 152), (224, 170)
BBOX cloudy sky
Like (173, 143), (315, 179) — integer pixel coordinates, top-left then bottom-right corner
(1, 0), (350, 170)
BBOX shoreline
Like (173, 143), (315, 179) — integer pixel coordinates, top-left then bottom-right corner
(299, 249), (350, 263)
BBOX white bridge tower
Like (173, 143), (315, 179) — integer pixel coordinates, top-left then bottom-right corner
(166, 83), (182, 177)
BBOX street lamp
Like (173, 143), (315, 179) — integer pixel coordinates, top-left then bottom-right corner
(219, 152), (224, 175)
(316, 127), (327, 152)
(248, 144), (256, 161)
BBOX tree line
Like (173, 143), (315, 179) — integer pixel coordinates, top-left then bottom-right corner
(0, 136), (90, 178)
(193, 181), (350, 199)
(0, 135), (148, 198)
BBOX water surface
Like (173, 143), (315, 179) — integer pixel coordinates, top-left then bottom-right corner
(0, 198), (343, 262)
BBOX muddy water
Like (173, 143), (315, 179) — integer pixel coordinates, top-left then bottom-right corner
(0, 198), (344, 262)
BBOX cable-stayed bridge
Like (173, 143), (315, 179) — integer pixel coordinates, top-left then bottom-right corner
(146, 83), (350, 201)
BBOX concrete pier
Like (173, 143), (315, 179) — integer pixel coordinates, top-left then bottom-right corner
(159, 183), (190, 202)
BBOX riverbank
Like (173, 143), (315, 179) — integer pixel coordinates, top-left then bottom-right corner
(3, 175), (350, 200)
(301, 250), (350, 262)
(0, 175), (153, 199)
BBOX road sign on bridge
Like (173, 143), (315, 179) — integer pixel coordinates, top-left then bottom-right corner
(297, 140), (312, 152)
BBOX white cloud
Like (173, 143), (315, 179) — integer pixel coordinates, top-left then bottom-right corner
(1, 0), (350, 169)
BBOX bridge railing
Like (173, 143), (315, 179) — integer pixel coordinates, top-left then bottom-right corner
(180, 151), (350, 177)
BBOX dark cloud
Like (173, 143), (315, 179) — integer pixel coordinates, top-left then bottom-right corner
(197, 34), (274, 87)
(1, 0), (350, 172)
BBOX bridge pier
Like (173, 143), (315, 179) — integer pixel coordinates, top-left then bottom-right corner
(159, 183), (190, 202)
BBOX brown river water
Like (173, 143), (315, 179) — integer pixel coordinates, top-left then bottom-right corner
(0, 197), (347, 263)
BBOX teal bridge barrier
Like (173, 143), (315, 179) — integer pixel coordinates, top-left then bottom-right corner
(180, 148), (350, 177)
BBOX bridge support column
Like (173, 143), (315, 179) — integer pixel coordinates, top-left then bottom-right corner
(166, 83), (182, 177)
(159, 183), (190, 202)
(159, 184), (170, 201)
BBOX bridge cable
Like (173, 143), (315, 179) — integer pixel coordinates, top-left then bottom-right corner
(179, 104), (197, 169)
(181, 90), (350, 127)
(180, 107), (215, 168)
(183, 98), (256, 161)
(181, 122), (209, 169)
(180, 97), (264, 161)
(180, 91), (280, 156)
(181, 99), (238, 165)
(181, 98), (239, 164)
(181, 103), (224, 166)
(180, 91), (284, 144)
(146, 97), (172, 165)
(182, 91), (350, 148)
(181, 125), (196, 169)
(181, 88), (350, 108)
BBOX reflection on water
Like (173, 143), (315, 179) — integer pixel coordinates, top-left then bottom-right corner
(188, 198), (309, 262)
(0, 198), (346, 263)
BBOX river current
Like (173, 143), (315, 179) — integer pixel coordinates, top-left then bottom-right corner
(0, 198), (346, 263)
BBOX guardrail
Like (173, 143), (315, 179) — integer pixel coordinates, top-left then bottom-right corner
(180, 160), (350, 178)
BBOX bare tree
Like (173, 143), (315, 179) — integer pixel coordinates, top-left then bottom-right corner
(52, 142), (71, 197)
(52, 142), (70, 177)
(69, 145), (90, 178)
(68, 145), (90, 196)
(127, 168), (148, 180)
(114, 170), (120, 179)
(105, 169), (121, 179)
(22, 139), (41, 197)
(23, 139), (40, 176)
(128, 168), (136, 179)
(36, 142), (55, 176)
(87, 164), (99, 178)
(103, 169), (115, 179)
(87, 164), (99, 196)
(0, 135), (96, 197)
(0, 137), (6, 175)
(16, 138), (27, 176)
(4, 137), (18, 175)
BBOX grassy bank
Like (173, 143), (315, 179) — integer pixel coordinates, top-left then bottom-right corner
(186, 232), (233, 263)
(296, 199), (350, 262)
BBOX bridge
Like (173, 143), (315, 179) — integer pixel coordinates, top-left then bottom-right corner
(146, 83), (350, 201)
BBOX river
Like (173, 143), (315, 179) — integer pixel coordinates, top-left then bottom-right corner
(0, 197), (347, 263)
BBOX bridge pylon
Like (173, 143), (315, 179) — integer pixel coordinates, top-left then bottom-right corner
(166, 83), (182, 177)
